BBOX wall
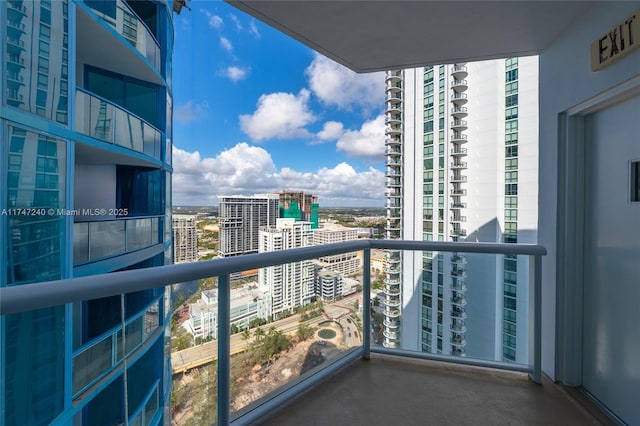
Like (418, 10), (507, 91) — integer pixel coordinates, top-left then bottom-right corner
(538, 1), (640, 379)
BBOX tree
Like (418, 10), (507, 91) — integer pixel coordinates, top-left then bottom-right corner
(297, 324), (315, 341)
(241, 329), (252, 342)
(353, 299), (360, 311)
(230, 323), (240, 334)
(253, 327), (265, 342)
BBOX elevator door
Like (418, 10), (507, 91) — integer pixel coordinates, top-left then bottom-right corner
(582, 95), (640, 425)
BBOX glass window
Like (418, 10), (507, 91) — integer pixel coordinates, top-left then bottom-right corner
(505, 158), (518, 170)
(424, 121), (433, 133)
(424, 95), (434, 108)
(505, 171), (518, 182)
(506, 94), (518, 107)
(505, 184), (518, 195)
(506, 68), (518, 82)
(506, 107), (518, 120)
(506, 145), (518, 158)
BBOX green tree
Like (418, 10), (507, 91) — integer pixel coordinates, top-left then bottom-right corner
(297, 324), (315, 341)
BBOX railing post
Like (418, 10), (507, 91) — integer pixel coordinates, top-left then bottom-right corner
(363, 248), (371, 360)
(218, 274), (230, 425)
(529, 254), (542, 383)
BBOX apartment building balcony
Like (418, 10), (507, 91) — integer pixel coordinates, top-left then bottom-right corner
(385, 70), (402, 83)
(450, 174), (467, 183)
(75, 89), (162, 160)
(451, 161), (468, 170)
(385, 82), (402, 92)
(385, 115), (402, 125)
(385, 137), (401, 146)
(451, 106), (468, 118)
(3, 240), (608, 426)
(385, 92), (402, 103)
(450, 215), (467, 223)
(452, 228), (468, 237)
(7, 1), (28, 15)
(73, 216), (163, 265)
(385, 125), (402, 136)
(451, 92), (468, 105)
(451, 147), (468, 156)
(450, 133), (468, 144)
(451, 64), (468, 79)
(386, 103), (402, 113)
(451, 254), (467, 265)
(6, 20), (26, 33)
(451, 79), (468, 91)
(451, 120), (468, 130)
(451, 187), (467, 196)
(451, 202), (467, 209)
(6, 92), (24, 107)
(451, 296), (467, 307)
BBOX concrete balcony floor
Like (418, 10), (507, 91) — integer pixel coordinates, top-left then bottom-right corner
(252, 354), (614, 426)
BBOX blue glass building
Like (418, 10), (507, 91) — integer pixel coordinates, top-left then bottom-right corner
(1, 1), (174, 424)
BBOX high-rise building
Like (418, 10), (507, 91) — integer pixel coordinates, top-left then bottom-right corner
(218, 194), (279, 257)
(314, 269), (343, 302)
(278, 190), (319, 229)
(173, 215), (198, 263)
(1, 1), (174, 424)
(258, 218), (314, 319)
(383, 58), (538, 362)
(313, 222), (361, 276)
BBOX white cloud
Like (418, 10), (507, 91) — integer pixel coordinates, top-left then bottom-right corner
(174, 100), (210, 123)
(336, 115), (386, 160)
(172, 144), (385, 206)
(221, 66), (249, 82)
(201, 10), (223, 29)
(249, 21), (261, 38)
(317, 121), (344, 141)
(305, 53), (385, 112)
(229, 14), (243, 31)
(239, 90), (315, 141)
(220, 36), (233, 52)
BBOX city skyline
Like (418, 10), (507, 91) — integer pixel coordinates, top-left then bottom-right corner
(171, 2), (388, 207)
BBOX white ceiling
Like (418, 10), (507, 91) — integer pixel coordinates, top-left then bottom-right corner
(228, 1), (597, 73)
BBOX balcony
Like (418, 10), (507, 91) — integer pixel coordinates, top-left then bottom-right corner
(451, 106), (468, 118)
(84, 0), (161, 71)
(450, 133), (468, 144)
(451, 147), (468, 156)
(451, 120), (468, 130)
(450, 174), (467, 183)
(73, 216), (162, 264)
(451, 161), (468, 169)
(385, 70), (402, 83)
(385, 115), (401, 125)
(451, 79), (468, 91)
(385, 125), (402, 136)
(75, 89), (162, 160)
(451, 65), (468, 79)
(451, 92), (468, 105)
(5, 240), (595, 426)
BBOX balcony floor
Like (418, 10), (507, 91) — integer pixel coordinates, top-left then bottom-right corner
(252, 354), (613, 426)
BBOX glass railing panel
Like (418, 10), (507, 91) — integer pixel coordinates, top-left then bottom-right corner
(72, 333), (116, 395)
(75, 89), (161, 160)
(227, 253), (364, 420)
(75, 217), (162, 264)
(373, 250), (529, 366)
(127, 218), (152, 250)
(89, 220), (126, 259)
(73, 222), (89, 264)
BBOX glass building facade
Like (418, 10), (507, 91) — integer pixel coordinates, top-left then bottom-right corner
(1, 1), (174, 424)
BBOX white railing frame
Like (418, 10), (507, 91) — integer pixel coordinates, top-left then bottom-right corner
(0, 240), (545, 426)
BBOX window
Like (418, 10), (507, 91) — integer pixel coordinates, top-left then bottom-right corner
(505, 57), (518, 70)
(424, 83), (434, 95)
(505, 81), (518, 94)
(504, 271), (517, 285)
(506, 107), (518, 120)
(424, 183), (433, 193)
(423, 146), (433, 157)
(505, 158), (518, 170)
(424, 171), (433, 183)
(505, 120), (518, 133)
(424, 95), (434, 108)
(506, 94), (518, 107)
(505, 132), (518, 145)
(424, 70), (434, 83)
(424, 159), (433, 170)
(438, 183), (444, 194)
(506, 145), (518, 158)
(505, 68), (518, 82)
(424, 108), (434, 121)
(424, 196), (433, 207)
(504, 209), (518, 221)
(505, 171), (518, 182)
(423, 133), (434, 145)
(505, 184), (518, 195)
(424, 121), (433, 133)
(504, 296), (516, 310)
(504, 285), (517, 299)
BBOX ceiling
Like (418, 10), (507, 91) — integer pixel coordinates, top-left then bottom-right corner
(227, 1), (597, 73)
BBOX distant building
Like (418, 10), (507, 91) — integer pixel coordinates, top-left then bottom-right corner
(186, 285), (268, 340)
(259, 218), (314, 319)
(314, 269), (343, 302)
(371, 249), (387, 274)
(279, 190), (319, 229)
(173, 215), (198, 263)
(313, 223), (361, 276)
(218, 194), (279, 257)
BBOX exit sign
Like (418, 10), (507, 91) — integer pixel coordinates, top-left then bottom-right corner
(591, 10), (639, 71)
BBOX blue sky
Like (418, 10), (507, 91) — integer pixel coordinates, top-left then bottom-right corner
(171, 2), (387, 207)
